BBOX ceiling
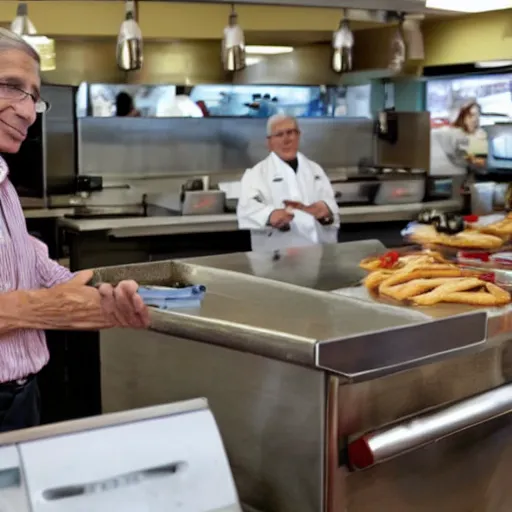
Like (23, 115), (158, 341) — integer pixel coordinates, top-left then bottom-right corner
(155, 0), (427, 11)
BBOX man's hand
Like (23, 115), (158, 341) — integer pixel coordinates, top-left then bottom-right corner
(97, 279), (150, 329)
(269, 209), (294, 229)
(303, 201), (332, 220)
(283, 200), (306, 210)
(62, 271), (150, 329)
(0, 271), (150, 335)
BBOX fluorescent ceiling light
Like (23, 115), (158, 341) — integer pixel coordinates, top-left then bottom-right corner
(476, 60), (512, 67)
(426, 0), (512, 12)
(245, 45), (293, 55)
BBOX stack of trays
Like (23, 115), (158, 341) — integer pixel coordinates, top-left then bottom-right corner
(137, 285), (206, 309)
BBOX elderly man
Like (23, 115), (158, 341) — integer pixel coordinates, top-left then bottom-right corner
(237, 114), (339, 251)
(0, 28), (149, 432)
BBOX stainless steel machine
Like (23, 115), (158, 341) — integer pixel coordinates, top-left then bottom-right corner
(0, 399), (242, 512)
(92, 241), (512, 512)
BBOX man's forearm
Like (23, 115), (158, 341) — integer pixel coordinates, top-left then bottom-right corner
(0, 288), (114, 335)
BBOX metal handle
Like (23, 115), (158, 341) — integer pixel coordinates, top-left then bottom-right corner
(348, 383), (512, 469)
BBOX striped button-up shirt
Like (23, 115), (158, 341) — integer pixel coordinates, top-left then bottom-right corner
(0, 157), (72, 383)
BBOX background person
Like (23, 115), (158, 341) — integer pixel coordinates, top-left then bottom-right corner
(237, 114), (339, 251)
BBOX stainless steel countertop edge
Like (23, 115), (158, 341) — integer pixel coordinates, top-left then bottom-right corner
(55, 199), (462, 234)
(314, 311), (488, 382)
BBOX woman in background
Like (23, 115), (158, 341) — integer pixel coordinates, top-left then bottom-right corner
(437, 101), (487, 169)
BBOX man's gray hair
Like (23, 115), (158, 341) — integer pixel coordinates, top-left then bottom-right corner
(266, 114), (298, 137)
(0, 27), (40, 63)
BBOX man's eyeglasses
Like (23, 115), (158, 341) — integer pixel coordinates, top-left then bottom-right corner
(0, 83), (50, 114)
(268, 128), (300, 140)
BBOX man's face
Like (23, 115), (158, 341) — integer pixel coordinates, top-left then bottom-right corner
(0, 49), (39, 154)
(267, 118), (300, 161)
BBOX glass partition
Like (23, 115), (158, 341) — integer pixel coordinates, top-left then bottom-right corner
(76, 83), (371, 119)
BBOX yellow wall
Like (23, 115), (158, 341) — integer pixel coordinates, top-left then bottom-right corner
(0, 0), (343, 39)
(423, 9), (512, 66)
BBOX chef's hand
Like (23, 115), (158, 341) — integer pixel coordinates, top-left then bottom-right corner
(283, 200), (306, 210)
(97, 279), (150, 329)
(269, 209), (294, 229)
(304, 201), (332, 220)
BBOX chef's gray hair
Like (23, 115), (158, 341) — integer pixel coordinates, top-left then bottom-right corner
(0, 28), (40, 64)
(266, 114), (298, 137)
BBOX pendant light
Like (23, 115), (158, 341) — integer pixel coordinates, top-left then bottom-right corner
(388, 14), (406, 73)
(11, 2), (56, 71)
(332, 10), (354, 73)
(403, 18), (424, 61)
(222, 4), (245, 72)
(117, 0), (143, 72)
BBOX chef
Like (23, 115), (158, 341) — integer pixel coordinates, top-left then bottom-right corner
(0, 28), (149, 432)
(237, 114), (339, 251)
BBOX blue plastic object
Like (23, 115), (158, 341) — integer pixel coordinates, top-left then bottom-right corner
(137, 285), (206, 310)
(401, 221), (419, 237)
(142, 298), (203, 310)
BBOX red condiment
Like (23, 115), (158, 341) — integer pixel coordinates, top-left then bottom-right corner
(379, 251), (400, 268)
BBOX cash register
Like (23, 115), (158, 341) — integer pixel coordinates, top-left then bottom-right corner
(0, 398), (241, 512)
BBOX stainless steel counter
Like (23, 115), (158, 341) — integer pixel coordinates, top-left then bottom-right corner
(58, 199), (461, 236)
(95, 240), (512, 512)
(23, 207), (74, 219)
(183, 239), (387, 291)
(92, 253), (485, 380)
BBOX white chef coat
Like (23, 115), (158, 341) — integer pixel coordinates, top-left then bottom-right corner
(237, 152), (339, 252)
(156, 95), (204, 118)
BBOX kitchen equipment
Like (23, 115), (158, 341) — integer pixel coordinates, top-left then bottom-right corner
(331, 167), (426, 206)
(182, 190), (226, 216)
(374, 111), (431, 172)
(64, 205), (147, 220)
(425, 176), (454, 201)
(76, 175), (103, 193)
(218, 181), (241, 213)
(94, 241), (512, 512)
(7, 84), (77, 205)
(0, 399), (242, 512)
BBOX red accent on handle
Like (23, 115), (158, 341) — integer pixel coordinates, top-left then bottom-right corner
(464, 215), (479, 223)
(348, 436), (374, 469)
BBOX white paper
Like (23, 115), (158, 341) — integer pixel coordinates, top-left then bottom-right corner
(20, 409), (240, 512)
(469, 213), (505, 227)
(218, 181), (241, 200)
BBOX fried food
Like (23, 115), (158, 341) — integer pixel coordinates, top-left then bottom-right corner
(477, 216), (512, 238)
(411, 280), (510, 307)
(410, 225), (504, 250)
(360, 252), (511, 307)
(359, 250), (448, 271)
